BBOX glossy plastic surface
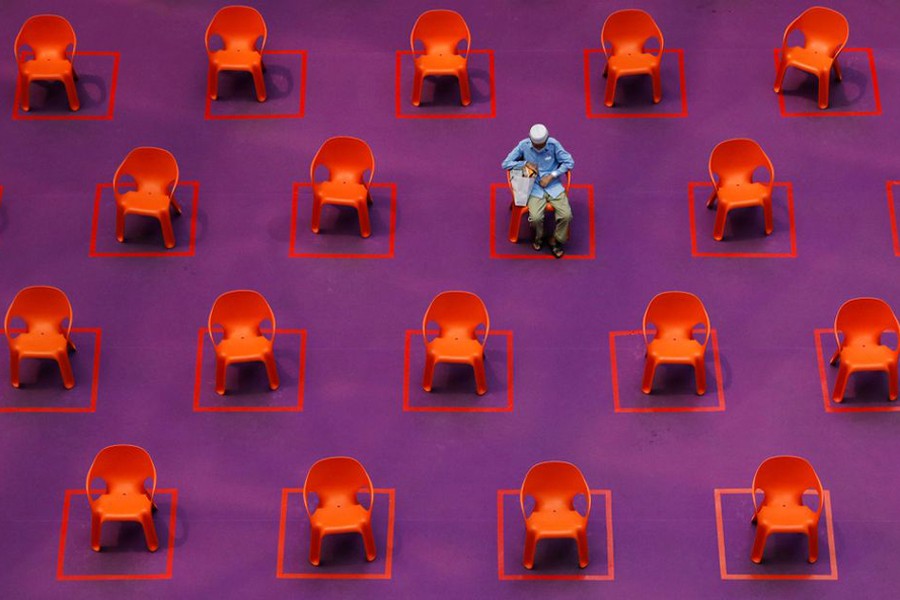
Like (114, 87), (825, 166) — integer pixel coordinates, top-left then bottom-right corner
(600, 9), (663, 107)
(751, 455), (823, 563)
(707, 138), (775, 241)
(303, 456), (376, 566)
(4, 286), (76, 389)
(829, 297), (899, 402)
(422, 291), (489, 395)
(774, 6), (849, 109)
(85, 444), (159, 552)
(519, 461), (591, 569)
(208, 290), (279, 395)
(310, 137), (376, 238)
(14, 14), (79, 111)
(206, 5), (267, 102)
(113, 147), (182, 249)
(410, 9), (471, 106)
(641, 291), (710, 395)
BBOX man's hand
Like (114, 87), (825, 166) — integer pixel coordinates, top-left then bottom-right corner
(539, 174), (554, 187)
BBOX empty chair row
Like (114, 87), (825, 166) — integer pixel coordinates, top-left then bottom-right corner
(7, 286), (897, 404)
(85, 445), (825, 568)
(15, 6), (850, 113)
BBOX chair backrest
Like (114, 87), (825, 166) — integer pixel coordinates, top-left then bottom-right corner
(85, 444), (156, 504)
(4, 285), (72, 340)
(423, 291), (489, 346)
(114, 147), (179, 198)
(643, 291), (710, 348)
(410, 9), (471, 57)
(310, 136), (375, 188)
(15, 14), (76, 61)
(709, 138), (774, 189)
(834, 297), (900, 351)
(206, 5), (267, 53)
(785, 6), (849, 57)
(752, 455), (823, 516)
(303, 456), (374, 515)
(520, 461), (591, 519)
(209, 290), (276, 344)
(601, 9), (663, 57)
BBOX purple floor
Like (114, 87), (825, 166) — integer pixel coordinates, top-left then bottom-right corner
(2, 0), (900, 597)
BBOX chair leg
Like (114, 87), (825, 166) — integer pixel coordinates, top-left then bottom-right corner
(208, 65), (218, 100)
(807, 524), (819, 563)
(251, 64), (267, 102)
(472, 355), (487, 396)
(158, 211), (176, 249)
(713, 205), (729, 241)
(641, 357), (657, 394)
(522, 530), (537, 569)
(357, 202), (372, 238)
(362, 522), (377, 562)
(311, 197), (323, 234)
(411, 68), (424, 107)
(264, 353), (280, 391)
(829, 347), (841, 366)
(817, 71), (830, 110)
(694, 356), (706, 396)
(63, 74), (80, 111)
(651, 67), (662, 104)
(832, 57), (842, 82)
(773, 59), (788, 93)
(10, 351), (20, 388)
(457, 69), (471, 106)
(706, 188), (717, 208)
(309, 527), (323, 566)
(762, 199), (774, 235)
(116, 207), (126, 242)
(57, 350), (75, 390)
(19, 75), (30, 112)
(141, 512), (160, 552)
(604, 71), (618, 107)
(215, 357), (228, 395)
(422, 353), (436, 392)
(576, 528), (590, 568)
(91, 512), (103, 552)
(888, 362), (898, 401)
(832, 365), (850, 403)
(750, 527), (769, 563)
(508, 206), (525, 243)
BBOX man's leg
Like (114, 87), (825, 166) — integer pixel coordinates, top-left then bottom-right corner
(527, 194), (548, 244)
(549, 192), (573, 244)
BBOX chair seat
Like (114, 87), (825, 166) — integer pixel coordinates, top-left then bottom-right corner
(607, 52), (657, 74)
(310, 505), (370, 532)
(647, 338), (703, 362)
(426, 337), (482, 362)
(119, 190), (172, 214)
(20, 57), (73, 78)
(217, 335), (271, 361)
(716, 182), (769, 207)
(210, 49), (262, 70)
(93, 492), (153, 519)
(839, 344), (897, 369)
(757, 505), (817, 531)
(316, 181), (368, 205)
(415, 53), (466, 74)
(783, 46), (834, 74)
(10, 331), (67, 356)
(526, 510), (586, 537)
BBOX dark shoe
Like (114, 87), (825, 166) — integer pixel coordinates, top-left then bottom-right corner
(550, 242), (565, 259)
(532, 237), (544, 252)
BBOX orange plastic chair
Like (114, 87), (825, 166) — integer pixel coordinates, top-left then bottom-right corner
(829, 297), (899, 402)
(422, 291), (489, 395)
(310, 137), (376, 238)
(600, 10), (663, 107)
(751, 455), (823, 564)
(707, 139), (775, 241)
(113, 147), (182, 249)
(14, 14), (79, 112)
(303, 456), (376, 566)
(410, 9), (471, 106)
(642, 291), (710, 395)
(4, 286), (76, 389)
(208, 290), (279, 395)
(507, 170), (571, 243)
(774, 7), (849, 110)
(206, 5), (267, 102)
(520, 461), (591, 569)
(86, 444), (159, 552)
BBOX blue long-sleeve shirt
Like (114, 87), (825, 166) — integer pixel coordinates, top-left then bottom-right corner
(501, 137), (574, 199)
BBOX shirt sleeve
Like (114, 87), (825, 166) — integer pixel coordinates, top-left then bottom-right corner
(553, 142), (574, 175)
(501, 141), (526, 170)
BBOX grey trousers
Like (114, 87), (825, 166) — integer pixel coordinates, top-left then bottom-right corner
(528, 191), (572, 243)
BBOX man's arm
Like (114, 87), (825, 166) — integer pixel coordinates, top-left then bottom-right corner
(501, 141), (527, 170)
(553, 142), (574, 177)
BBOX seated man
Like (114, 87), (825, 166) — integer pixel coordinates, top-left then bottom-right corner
(501, 124), (575, 258)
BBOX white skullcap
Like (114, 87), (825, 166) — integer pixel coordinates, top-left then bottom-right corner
(529, 123), (549, 145)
